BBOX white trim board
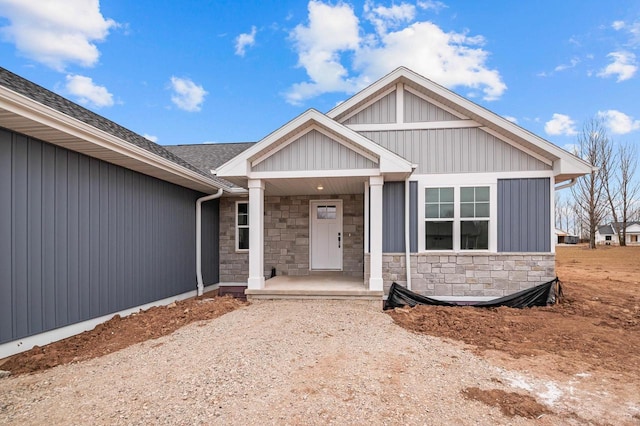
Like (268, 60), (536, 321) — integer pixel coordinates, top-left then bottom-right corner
(0, 284), (218, 359)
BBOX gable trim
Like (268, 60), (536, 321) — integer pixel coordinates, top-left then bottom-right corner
(346, 120), (481, 132)
(479, 126), (553, 166)
(216, 109), (413, 178)
(251, 124), (379, 168)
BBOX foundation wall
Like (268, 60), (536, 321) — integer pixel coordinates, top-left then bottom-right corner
(365, 252), (555, 297)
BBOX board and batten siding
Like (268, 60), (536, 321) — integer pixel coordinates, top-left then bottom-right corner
(381, 181), (418, 253)
(0, 128), (219, 344)
(253, 129), (377, 172)
(359, 128), (551, 174)
(343, 91), (396, 125)
(403, 90), (458, 122)
(497, 178), (551, 252)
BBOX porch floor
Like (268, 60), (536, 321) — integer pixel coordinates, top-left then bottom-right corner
(244, 274), (383, 301)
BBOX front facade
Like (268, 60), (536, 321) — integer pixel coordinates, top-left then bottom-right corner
(0, 66), (592, 356)
(214, 68), (592, 298)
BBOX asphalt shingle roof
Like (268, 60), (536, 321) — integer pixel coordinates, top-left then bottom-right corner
(0, 66), (220, 183)
(164, 142), (255, 172)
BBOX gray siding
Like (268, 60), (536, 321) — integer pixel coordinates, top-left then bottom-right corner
(404, 90), (458, 122)
(497, 178), (551, 252)
(382, 182), (405, 252)
(0, 128), (219, 344)
(253, 129), (377, 172)
(359, 128), (551, 174)
(344, 91), (396, 125)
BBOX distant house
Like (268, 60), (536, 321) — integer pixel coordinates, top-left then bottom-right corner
(555, 229), (578, 244)
(596, 222), (640, 245)
(0, 66), (593, 357)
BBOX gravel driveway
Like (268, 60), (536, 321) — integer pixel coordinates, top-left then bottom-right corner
(0, 300), (594, 425)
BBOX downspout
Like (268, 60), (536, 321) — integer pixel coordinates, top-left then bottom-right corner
(404, 177), (412, 291)
(196, 188), (223, 296)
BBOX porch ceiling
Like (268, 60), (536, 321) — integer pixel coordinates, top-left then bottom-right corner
(264, 176), (369, 196)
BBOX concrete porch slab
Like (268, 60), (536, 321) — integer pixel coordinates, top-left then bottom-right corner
(245, 274), (383, 301)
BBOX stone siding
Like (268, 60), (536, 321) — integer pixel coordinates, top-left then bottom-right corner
(219, 195), (364, 282)
(365, 252), (555, 297)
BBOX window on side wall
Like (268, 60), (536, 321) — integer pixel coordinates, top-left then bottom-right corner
(236, 201), (249, 251)
(425, 187), (454, 250)
(460, 186), (489, 250)
(424, 186), (490, 251)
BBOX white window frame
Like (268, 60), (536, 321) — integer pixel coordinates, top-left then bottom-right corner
(235, 201), (249, 252)
(417, 173), (499, 253)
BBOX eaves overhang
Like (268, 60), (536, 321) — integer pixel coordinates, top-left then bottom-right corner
(0, 86), (229, 194)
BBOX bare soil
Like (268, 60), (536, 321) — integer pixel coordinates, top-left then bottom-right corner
(0, 295), (246, 375)
(1, 245), (639, 423)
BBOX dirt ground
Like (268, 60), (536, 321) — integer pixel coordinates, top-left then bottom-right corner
(1, 245), (639, 422)
(0, 295), (246, 375)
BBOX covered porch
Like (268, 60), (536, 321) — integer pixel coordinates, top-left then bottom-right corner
(214, 110), (414, 299)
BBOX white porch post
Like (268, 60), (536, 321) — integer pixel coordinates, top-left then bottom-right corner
(369, 176), (384, 291)
(247, 179), (265, 289)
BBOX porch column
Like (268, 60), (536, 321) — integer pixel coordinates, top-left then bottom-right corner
(369, 176), (384, 291)
(247, 179), (265, 290)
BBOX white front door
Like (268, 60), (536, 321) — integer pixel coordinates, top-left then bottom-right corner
(310, 200), (343, 270)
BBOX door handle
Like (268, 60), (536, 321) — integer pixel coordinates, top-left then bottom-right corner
(338, 232), (341, 248)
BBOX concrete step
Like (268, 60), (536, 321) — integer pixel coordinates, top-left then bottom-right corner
(245, 288), (383, 302)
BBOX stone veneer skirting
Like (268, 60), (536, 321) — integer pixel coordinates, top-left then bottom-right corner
(365, 252), (556, 297)
(219, 195), (364, 282)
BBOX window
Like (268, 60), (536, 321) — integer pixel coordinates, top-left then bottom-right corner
(605, 235), (612, 241)
(424, 186), (490, 251)
(316, 205), (337, 220)
(236, 202), (249, 251)
(460, 187), (489, 250)
(425, 187), (454, 250)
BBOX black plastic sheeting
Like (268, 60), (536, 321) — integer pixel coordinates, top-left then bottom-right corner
(383, 277), (562, 310)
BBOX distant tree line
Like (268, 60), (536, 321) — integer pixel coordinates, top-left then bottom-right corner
(555, 118), (639, 248)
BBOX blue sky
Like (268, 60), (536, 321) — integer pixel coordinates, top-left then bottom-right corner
(1, 0), (639, 151)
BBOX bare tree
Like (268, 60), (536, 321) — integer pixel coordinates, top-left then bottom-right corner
(571, 119), (609, 248)
(600, 136), (621, 243)
(618, 142), (640, 245)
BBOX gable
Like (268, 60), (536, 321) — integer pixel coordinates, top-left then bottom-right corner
(252, 129), (378, 172)
(359, 127), (551, 174)
(343, 91), (396, 125)
(627, 223), (640, 233)
(404, 89), (459, 122)
(328, 67), (593, 182)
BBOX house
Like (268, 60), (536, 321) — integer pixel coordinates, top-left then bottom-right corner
(0, 66), (593, 357)
(596, 222), (640, 245)
(555, 228), (578, 244)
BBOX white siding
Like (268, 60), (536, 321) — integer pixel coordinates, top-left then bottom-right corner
(360, 128), (551, 174)
(253, 130), (378, 172)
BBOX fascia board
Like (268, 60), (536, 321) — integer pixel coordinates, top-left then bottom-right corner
(0, 86), (227, 191)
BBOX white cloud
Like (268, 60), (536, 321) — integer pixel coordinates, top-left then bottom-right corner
(364, 1), (415, 35)
(143, 134), (158, 143)
(417, 1), (447, 12)
(0, 0), (117, 70)
(287, 1), (361, 104)
(612, 20), (626, 31)
(65, 74), (113, 108)
(503, 115), (518, 124)
(235, 26), (257, 57)
(286, 0), (506, 105)
(169, 77), (207, 112)
(545, 113), (578, 136)
(598, 51), (637, 81)
(597, 109), (640, 134)
(554, 57), (580, 72)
